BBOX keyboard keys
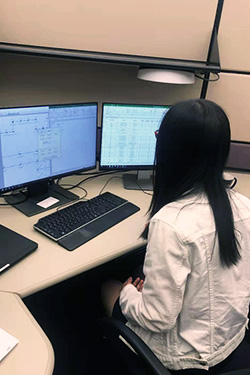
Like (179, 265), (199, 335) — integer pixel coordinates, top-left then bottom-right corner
(34, 192), (131, 240)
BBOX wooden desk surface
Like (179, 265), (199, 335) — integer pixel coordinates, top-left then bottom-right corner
(0, 171), (249, 298)
(0, 291), (54, 375)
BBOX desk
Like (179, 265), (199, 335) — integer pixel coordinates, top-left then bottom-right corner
(0, 174), (150, 297)
(0, 171), (249, 375)
(0, 291), (54, 375)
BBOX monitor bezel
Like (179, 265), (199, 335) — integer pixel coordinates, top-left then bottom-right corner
(0, 101), (98, 195)
(225, 140), (250, 173)
(99, 102), (170, 171)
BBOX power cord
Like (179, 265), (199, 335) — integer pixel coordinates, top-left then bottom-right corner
(98, 176), (123, 195)
(56, 170), (124, 191)
(0, 190), (28, 206)
(135, 182), (153, 196)
(58, 183), (88, 198)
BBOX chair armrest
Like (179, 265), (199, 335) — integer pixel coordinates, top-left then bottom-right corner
(99, 317), (171, 375)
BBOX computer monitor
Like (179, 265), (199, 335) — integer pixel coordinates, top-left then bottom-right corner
(226, 140), (250, 172)
(0, 102), (98, 216)
(100, 103), (170, 190)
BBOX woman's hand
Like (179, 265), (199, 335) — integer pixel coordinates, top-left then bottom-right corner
(122, 277), (144, 292)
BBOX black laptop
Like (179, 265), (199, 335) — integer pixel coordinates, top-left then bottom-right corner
(0, 224), (38, 274)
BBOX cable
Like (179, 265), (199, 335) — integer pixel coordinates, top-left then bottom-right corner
(56, 170), (124, 191)
(97, 173), (153, 196)
(195, 72), (220, 82)
(98, 176), (123, 195)
(58, 183), (88, 197)
(0, 201), (12, 206)
(135, 181), (153, 196)
(57, 170), (153, 197)
(0, 191), (29, 206)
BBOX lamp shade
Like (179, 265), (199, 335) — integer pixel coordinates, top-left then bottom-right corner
(137, 68), (195, 84)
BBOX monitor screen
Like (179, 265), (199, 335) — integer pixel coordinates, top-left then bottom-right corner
(0, 102), (97, 194)
(100, 103), (170, 169)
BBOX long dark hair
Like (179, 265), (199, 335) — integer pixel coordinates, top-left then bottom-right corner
(145, 99), (240, 268)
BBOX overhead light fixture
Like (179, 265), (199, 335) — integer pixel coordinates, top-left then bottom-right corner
(137, 68), (195, 84)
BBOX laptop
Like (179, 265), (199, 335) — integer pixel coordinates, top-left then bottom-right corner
(0, 224), (38, 274)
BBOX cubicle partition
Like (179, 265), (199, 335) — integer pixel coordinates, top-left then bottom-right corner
(0, 2), (250, 374)
(0, 0), (250, 145)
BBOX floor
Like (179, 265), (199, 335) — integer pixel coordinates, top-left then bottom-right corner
(24, 247), (146, 375)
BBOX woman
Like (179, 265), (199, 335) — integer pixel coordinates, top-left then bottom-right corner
(102, 99), (250, 374)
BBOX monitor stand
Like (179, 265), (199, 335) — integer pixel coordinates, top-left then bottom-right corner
(5, 181), (79, 217)
(123, 171), (153, 191)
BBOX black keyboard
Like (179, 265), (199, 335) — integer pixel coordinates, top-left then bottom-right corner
(34, 192), (140, 251)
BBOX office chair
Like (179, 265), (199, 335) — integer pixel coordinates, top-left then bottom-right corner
(100, 316), (170, 375)
(99, 317), (250, 375)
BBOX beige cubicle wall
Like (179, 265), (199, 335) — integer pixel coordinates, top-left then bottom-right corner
(0, 0), (218, 61)
(206, 73), (250, 142)
(1, 0), (250, 145)
(0, 53), (203, 113)
(208, 0), (250, 143)
(219, 0), (250, 72)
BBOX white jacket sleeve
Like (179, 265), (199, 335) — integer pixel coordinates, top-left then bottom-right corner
(119, 218), (191, 332)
